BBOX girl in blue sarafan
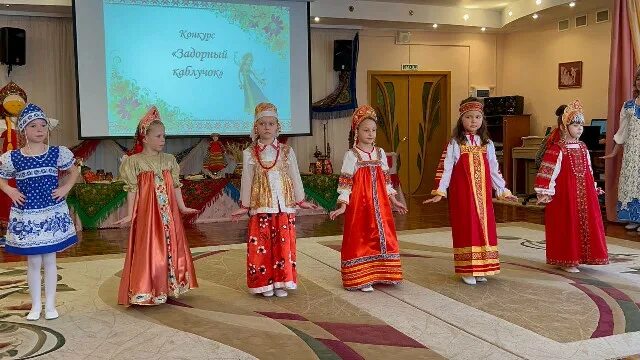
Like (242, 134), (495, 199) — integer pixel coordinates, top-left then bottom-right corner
(0, 103), (79, 321)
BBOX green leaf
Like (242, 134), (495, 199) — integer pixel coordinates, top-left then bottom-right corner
(422, 82), (433, 126)
(427, 79), (443, 141)
(393, 123), (400, 151)
(428, 102), (440, 141)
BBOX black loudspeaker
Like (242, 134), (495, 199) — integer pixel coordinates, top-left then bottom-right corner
(0, 27), (26, 66)
(333, 40), (352, 71)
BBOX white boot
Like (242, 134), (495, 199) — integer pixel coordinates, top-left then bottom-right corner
(45, 309), (59, 320)
(625, 223), (639, 230)
(26, 309), (41, 321)
(262, 290), (274, 297)
(360, 285), (374, 292)
(461, 276), (477, 285)
(274, 289), (288, 297)
(561, 266), (580, 273)
(475, 276), (487, 282)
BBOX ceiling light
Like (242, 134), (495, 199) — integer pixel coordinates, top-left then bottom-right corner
(314, 16), (320, 22)
(536, 0), (542, 4)
(432, 23), (438, 28)
(463, 14), (470, 21)
(532, 13), (539, 19)
(481, 27), (486, 31)
(569, 2), (576, 7)
(508, 10), (513, 16)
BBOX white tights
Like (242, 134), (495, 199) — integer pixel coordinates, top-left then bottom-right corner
(27, 253), (58, 316)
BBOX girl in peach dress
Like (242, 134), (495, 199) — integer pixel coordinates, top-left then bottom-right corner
(116, 106), (199, 305)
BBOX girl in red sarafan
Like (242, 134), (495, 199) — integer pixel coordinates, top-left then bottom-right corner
(535, 99), (608, 273)
(329, 105), (407, 292)
(423, 97), (517, 285)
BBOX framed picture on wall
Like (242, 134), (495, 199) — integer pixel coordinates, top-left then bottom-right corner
(558, 61), (583, 88)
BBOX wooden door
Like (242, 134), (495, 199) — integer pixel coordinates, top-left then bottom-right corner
(369, 72), (450, 198)
(369, 74), (410, 192)
(407, 74), (450, 196)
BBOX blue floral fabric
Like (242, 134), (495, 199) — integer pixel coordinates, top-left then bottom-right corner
(617, 199), (640, 223)
(0, 146), (77, 255)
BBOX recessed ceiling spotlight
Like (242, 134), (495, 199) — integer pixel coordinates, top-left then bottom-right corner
(536, 0), (542, 5)
(463, 14), (470, 21)
(569, 2), (576, 7)
(314, 16), (320, 22)
(481, 27), (486, 31)
(532, 13), (539, 19)
(432, 23), (438, 28)
(508, 10), (513, 16)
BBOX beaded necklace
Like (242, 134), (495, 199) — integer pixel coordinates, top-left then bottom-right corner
(254, 141), (280, 170)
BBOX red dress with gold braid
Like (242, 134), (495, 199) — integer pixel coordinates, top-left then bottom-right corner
(433, 136), (511, 276)
(337, 147), (403, 290)
(534, 141), (608, 266)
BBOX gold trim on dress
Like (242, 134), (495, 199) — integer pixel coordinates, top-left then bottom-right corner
(249, 144), (296, 209)
(453, 245), (499, 254)
(464, 145), (490, 247)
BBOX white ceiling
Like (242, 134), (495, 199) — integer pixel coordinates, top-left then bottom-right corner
(0, 0), (614, 33)
(502, 0), (612, 31)
(365, 0), (512, 10)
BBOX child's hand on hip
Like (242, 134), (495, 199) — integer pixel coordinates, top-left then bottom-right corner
(52, 184), (72, 201)
(6, 187), (25, 206)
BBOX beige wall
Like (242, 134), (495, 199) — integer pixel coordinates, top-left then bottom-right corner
(498, 18), (612, 136)
(295, 21), (612, 171)
(292, 28), (499, 171)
